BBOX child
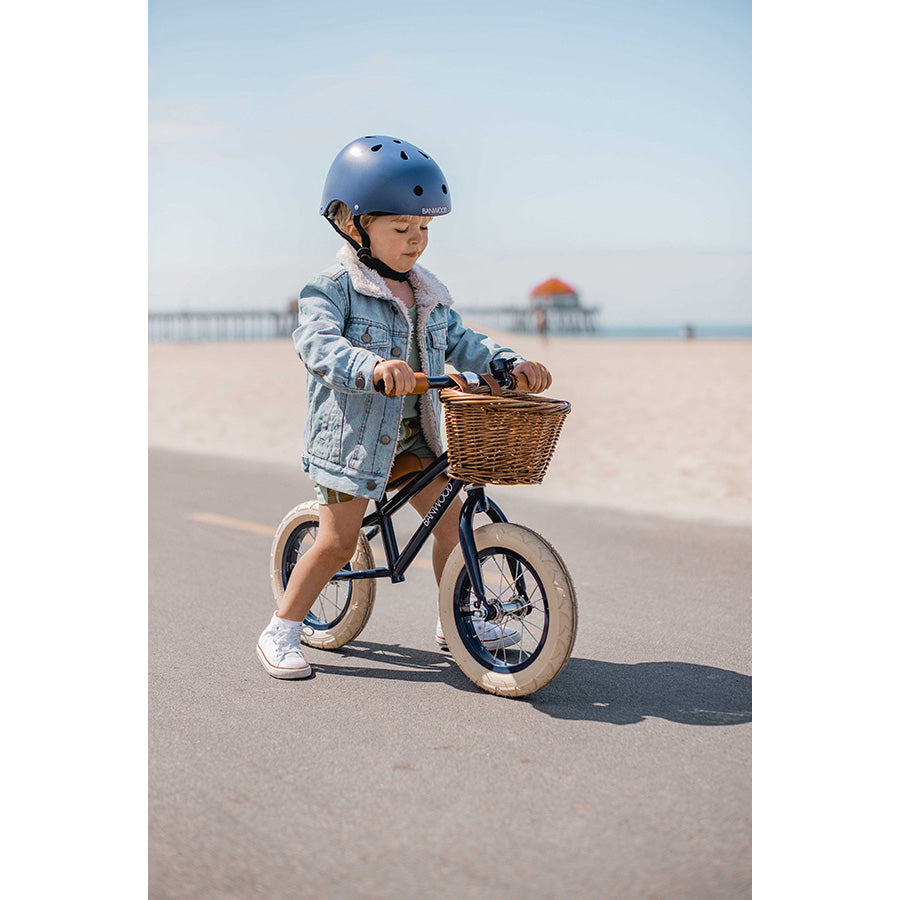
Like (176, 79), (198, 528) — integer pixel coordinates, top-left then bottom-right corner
(257, 135), (552, 679)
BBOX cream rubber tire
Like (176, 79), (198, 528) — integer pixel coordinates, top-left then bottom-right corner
(438, 522), (577, 697)
(270, 501), (376, 650)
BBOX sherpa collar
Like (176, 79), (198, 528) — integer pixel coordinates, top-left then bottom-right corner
(336, 244), (453, 309)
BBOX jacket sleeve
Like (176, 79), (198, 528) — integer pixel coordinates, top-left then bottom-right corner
(443, 306), (527, 374)
(292, 275), (382, 393)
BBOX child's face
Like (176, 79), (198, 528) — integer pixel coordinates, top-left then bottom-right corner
(365, 215), (432, 274)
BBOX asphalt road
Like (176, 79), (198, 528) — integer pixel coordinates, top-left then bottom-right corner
(149, 448), (751, 899)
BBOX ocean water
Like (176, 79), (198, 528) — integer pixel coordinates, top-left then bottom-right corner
(466, 314), (751, 340)
(595, 323), (751, 339)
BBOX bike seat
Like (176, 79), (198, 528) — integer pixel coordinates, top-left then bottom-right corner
(386, 452), (427, 492)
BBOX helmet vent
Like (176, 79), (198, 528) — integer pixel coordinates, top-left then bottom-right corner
(393, 139), (402, 143)
(441, 184), (448, 194)
(419, 151), (429, 159)
(400, 151), (409, 160)
(413, 185), (423, 196)
(371, 144), (383, 151)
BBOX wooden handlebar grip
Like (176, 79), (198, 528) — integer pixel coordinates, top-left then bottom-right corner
(374, 373), (430, 396)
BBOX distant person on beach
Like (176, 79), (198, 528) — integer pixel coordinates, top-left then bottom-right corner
(257, 135), (552, 679)
(535, 306), (548, 339)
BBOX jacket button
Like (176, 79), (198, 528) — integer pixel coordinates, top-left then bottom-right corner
(390, 347), (402, 357)
(366, 480), (376, 491)
(380, 434), (391, 444)
(361, 333), (371, 343)
(356, 375), (366, 389)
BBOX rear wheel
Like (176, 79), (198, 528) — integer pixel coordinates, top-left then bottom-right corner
(438, 523), (577, 697)
(270, 501), (376, 649)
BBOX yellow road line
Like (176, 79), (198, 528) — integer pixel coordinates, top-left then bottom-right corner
(186, 512), (275, 537)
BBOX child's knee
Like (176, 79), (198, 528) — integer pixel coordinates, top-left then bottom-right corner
(315, 532), (359, 566)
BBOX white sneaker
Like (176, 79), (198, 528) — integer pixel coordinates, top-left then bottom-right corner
(256, 612), (313, 679)
(435, 617), (521, 651)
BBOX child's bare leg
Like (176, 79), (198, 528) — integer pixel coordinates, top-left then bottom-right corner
(409, 471), (463, 586)
(278, 496), (369, 621)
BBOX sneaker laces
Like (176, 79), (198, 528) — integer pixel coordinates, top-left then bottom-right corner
(273, 619), (316, 639)
(273, 623), (313, 659)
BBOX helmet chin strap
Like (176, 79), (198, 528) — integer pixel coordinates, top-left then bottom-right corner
(325, 214), (411, 282)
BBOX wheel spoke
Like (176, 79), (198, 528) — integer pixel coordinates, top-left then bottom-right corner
(497, 560), (517, 597)
(519, 616), (544, 644)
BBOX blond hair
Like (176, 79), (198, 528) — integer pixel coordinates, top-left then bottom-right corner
(326, 201), (431, 239)
(327, 201), (376, 235)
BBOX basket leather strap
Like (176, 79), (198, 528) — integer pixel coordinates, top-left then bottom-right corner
(446, 373), (477, 393)
(481, 373), (504, 396)
(446, 372), (505, 396)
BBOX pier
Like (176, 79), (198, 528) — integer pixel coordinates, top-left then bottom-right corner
(460, 305), (600, 334)
(148, 310), (296, 342)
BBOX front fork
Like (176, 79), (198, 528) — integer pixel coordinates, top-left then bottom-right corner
(457, 485), (529, 622)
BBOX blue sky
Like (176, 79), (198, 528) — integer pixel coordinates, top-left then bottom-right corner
(150, 0), (750, 323)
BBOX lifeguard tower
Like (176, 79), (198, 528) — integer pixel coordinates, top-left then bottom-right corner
(523, 277), (598, 333)
(458, 276), (599, 334)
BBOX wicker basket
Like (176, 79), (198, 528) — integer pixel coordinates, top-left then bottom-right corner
(439, 385), (571, 485)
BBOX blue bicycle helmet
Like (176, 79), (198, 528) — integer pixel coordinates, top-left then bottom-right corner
(320, 135), (451, 281)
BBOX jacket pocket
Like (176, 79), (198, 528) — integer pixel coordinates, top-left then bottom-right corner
(427, 323), (448, 350)
(307, 394), (342, 462)
(345, 319), (391, 353)
(426, 323), (448, 376)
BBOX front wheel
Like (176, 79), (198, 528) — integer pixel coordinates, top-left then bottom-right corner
(438, 523), (577, 697)
(270, 501), (376, 649)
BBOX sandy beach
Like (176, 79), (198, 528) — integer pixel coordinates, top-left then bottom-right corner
(149, 331), (750, 526)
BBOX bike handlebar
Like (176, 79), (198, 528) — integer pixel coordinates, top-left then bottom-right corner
(374, 358), (520, 397)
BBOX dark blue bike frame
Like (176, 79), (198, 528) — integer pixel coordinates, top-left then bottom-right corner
(328, 451), (508, 607)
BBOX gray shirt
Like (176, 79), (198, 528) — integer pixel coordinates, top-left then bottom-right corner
(401, 302), (421, 421)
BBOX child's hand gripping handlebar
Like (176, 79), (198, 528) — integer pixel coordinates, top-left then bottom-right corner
(374, 358), (521, 397)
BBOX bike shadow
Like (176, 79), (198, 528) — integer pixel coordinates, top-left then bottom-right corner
(527, 657), (751, 726)
(315, 642), (751, 726)
(309, 640), (462, 684)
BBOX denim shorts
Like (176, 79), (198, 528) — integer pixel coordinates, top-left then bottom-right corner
(313, 417), (433, 505)
(396, 415), (433, 462)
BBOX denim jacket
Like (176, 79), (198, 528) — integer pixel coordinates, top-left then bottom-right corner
(294, 244), (525, 499)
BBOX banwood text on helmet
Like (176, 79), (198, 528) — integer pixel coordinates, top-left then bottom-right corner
(320, 135), (451, 281)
